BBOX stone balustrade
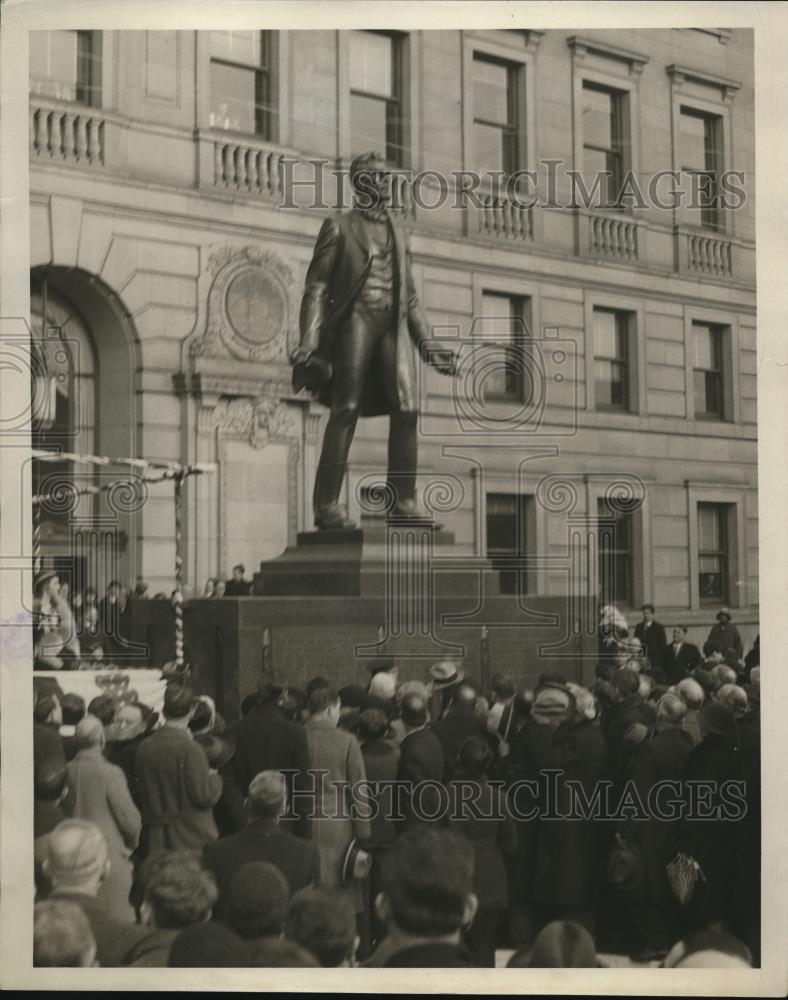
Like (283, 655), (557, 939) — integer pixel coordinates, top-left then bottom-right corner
(477, 195), (534, 242)
(589, 212), (639, 260)
(211, 135), (288, 198)
(30, 100), (104, 167)
(685, 231), (733, 277)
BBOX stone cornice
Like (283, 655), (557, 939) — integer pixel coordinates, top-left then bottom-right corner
(666, 64), (741, 103)
(567, 35), (650, 76)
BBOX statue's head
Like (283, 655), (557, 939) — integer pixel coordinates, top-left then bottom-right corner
(349, 151), (390, 211)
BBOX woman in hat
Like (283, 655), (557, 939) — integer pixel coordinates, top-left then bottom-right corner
(527, 683), (608, 935)
(33, 568), (81, 669)
(189, 696), (245, 836)
(673, 702), (743, 934)
(703, 608), (743, 664)
(448, 735), (517, 966)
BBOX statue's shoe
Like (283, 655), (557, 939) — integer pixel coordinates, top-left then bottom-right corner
(387, 501), (443, 528)
(315, 508), (357, 531)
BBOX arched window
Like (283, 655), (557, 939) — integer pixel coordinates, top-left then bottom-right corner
(31, 276), (97, 556)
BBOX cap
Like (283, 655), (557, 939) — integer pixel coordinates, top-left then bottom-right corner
(531, 687), (572, 719)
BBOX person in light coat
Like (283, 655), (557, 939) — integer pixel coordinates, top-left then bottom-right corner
(304, 686), (371, 914)
(66, 714), (141, 921)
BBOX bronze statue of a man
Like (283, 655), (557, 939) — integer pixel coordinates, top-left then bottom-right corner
(292, 152), (456, 530)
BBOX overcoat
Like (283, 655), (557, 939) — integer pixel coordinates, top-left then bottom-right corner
(133, 725), (222, 853)
(304, 716), (371, 912)
(299, 209), (431, 416)
(528, 718), (609, 909)
(67, 745), (141, 920)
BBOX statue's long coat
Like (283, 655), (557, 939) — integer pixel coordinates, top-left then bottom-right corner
(298, 209), (431, 416)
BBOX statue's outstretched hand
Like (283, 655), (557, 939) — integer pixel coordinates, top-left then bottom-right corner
(431, 349), (458, 376)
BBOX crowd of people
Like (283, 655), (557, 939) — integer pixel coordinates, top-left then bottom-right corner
(32, 565), (256, 669)
(32, 597), (760, 970)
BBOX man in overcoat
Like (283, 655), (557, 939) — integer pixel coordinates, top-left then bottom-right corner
(293, 151), (456, 529)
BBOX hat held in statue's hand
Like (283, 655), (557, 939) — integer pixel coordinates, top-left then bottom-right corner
(291, 350), (332, 393)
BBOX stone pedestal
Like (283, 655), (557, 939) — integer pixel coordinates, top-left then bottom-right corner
(127, 513), (597, 719)
(254, 513), (501, 599)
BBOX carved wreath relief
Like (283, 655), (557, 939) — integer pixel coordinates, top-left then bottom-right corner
(192, 245), (298, 364)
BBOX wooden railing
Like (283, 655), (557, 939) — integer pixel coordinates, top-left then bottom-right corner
(30, 100), (104, 167)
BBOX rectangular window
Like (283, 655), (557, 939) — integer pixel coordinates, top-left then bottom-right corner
(582, 82), (625, 208)
(593, 309), (630, 410)
(209, 30), (274, 138)
(29, 30), (99, 106)
(680, 107), (722, 230)
(598, 498), (634, 606)
(473, 54), (519, 177)
(698, 503), (729, 603)
(486, 494), (529, 596)
(478, 292), (527, 402)
(350, 31), (403, 166)
(693, 322), (724, 420)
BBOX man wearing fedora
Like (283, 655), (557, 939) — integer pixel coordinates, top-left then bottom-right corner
(427, 659), (464, 722)
(703, 607), (743, 664)
(293, 151), (457, 530)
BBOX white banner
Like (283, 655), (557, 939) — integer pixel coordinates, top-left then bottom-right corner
(35, 670), (168, 714)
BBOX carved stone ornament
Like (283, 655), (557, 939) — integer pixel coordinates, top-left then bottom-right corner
(191, 245), (298, 363)
(212, 395), (297, 451)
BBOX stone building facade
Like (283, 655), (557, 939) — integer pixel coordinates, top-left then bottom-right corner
(28, 27), (757, 647)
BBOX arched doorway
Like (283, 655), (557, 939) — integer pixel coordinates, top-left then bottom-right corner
(30, 265), (140, 598)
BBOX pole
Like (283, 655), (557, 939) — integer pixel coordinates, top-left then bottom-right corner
(480, 623), (490, 693)
(173, 471), (185, 670)
(32, 501), (42, 578)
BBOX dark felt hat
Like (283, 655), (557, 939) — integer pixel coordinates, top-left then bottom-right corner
(197, 732), (235, 769)
(341, 839), (372, 885)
